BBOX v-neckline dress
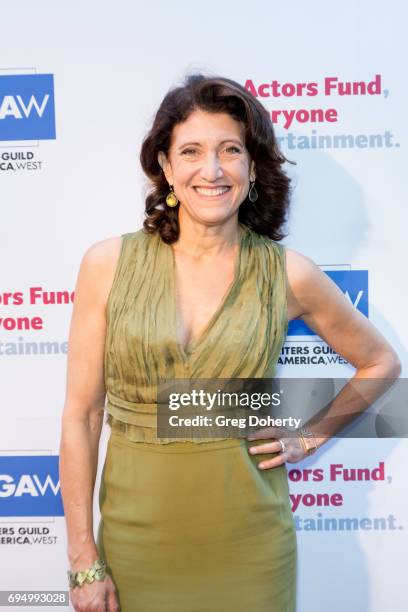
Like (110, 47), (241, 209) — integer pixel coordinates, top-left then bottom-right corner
(169, 223), (246, 363)
(96, 223), (297, 612)
(103, 222), (288, 443)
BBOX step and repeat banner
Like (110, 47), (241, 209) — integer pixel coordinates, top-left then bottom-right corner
(1, 2), (407, 611)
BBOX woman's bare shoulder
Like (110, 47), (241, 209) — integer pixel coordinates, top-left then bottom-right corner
(284, 247), (323, 320)
(82, 236), (123, 267)
(285, 247), (319, 286)
(76, 236), (124, 303)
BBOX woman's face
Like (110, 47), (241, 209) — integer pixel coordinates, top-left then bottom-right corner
(160, 109), (255, 226)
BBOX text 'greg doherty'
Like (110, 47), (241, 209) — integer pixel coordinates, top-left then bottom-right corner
(168, 415), (303, 429)
(168, 389), (282, 411)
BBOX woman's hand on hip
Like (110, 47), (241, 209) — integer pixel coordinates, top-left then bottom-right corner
(246, 426), (308, 469)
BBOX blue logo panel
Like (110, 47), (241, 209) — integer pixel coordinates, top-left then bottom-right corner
(288, 270), (368, 336)
(0, 74), (56, 141)
(0, 455), (63, 517)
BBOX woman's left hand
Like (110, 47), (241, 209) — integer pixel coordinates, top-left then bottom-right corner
(246, 426), (308, 469)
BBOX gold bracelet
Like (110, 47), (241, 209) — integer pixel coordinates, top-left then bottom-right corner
(298, 427), (318, 456)
(67, 559), (107, 589)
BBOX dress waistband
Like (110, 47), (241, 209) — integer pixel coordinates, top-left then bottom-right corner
(105, 390), (241, 428)
(109, 425), (246, 452)
(106, 390), (165, 412)
(105, 391), (253, 445)
(105, 391), (162, 427)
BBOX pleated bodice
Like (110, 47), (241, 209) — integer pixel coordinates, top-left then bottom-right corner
(103, 223), (288, 443)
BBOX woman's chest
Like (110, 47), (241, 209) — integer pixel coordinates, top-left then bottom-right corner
(173, 252), (237, 353)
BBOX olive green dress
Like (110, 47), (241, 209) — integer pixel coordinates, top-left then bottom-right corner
(96, 223), (297, 611)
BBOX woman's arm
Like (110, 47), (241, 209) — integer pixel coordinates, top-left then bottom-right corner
(59, 236), (122, 570)
(248, 248), (401, 468)
(286, 248), (401, 445)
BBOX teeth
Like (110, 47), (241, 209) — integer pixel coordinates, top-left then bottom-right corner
(195, 187), (229, 196)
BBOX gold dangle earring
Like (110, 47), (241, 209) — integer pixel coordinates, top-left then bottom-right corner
(248, 180), (258, 203)
(166, 185), (179, 207)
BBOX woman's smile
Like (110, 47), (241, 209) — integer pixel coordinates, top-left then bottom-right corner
(192, 185), (232, 199)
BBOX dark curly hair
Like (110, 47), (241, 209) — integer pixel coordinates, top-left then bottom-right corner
(140, 74), (293, 244)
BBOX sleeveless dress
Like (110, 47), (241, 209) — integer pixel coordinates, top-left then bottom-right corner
(96, 223), (297, 612)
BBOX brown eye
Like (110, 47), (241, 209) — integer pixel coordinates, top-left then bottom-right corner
(224, 146), (241, 154)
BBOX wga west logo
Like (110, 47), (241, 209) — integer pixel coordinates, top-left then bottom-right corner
(0, 73), (56, 142)
(0, 455), (63, 517)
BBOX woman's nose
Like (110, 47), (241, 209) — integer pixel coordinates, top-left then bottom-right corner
(199, 153), (224, 181)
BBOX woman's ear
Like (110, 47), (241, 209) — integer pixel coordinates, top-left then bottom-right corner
(157, 151), (173, 185)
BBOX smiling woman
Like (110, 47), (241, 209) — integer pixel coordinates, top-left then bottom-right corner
(91, 75), (299, 612)
(60, 73), (400, 612)
(140, 74), (292, 244)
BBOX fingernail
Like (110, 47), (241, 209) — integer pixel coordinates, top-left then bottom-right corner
(258, 462), (265, 469)
(249, 447), (257, 453)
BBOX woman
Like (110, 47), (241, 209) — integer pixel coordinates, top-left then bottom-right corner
(59, 75), (401, 612)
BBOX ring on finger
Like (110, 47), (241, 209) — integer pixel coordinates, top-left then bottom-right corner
(278, 439), (286, 453)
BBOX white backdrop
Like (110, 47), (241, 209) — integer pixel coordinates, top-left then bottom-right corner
(1, 1), (407, 611)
